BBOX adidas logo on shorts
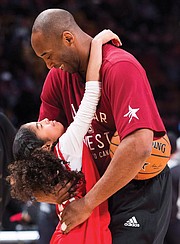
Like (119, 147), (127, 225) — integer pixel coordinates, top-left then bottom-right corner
(124, 216), (140, 227)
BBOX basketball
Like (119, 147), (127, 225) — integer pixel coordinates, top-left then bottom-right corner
(109, 131), (171, 180)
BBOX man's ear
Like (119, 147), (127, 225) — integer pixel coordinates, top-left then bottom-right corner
(62, 31), (74, 46)
(41, 143), (52, 151)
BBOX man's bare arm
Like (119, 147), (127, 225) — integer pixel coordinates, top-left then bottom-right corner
(61, 128), (153, 233)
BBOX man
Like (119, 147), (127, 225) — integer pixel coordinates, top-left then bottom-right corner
(31, 9), (172, 244)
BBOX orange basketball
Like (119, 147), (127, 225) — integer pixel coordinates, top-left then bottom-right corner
(109, 131), (171, 180)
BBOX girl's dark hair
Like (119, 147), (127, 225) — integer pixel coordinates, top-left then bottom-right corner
(13, 126), (44, 160)
(7, 149), (85, 202)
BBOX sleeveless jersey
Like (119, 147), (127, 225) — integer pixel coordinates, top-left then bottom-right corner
(50, 144), (111, 244)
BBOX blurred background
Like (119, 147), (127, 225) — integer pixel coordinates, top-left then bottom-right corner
(0, 0), (180, 135)
(0, 0), (179, 243)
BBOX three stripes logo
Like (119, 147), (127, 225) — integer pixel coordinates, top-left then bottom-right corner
(124, 216), (140, 227)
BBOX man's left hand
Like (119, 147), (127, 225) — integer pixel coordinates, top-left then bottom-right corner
(60, 197), (93, 234)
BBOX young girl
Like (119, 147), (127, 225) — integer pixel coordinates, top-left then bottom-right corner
(7, 30), (121, 244)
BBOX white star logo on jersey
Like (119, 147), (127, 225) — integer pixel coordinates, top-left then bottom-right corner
(124, 105), (139, 123)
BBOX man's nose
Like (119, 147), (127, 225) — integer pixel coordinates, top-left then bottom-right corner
(46, 60), (54, 70)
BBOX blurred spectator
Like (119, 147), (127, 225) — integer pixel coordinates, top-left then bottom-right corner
(164, 132), (180, 244)
(0, 112), (16, 229)
(2, 199), (38, 231)
(37, 203), (58, 244)
(0, 112), (38, 233)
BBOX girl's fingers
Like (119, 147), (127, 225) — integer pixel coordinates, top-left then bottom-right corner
(112, 38), (122, 47)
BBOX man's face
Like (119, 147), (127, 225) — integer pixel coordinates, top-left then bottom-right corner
(31, 31), (80, 73)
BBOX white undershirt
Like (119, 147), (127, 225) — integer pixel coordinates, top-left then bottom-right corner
(56, 81), (101, 171)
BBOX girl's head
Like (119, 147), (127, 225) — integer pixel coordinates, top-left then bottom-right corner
(7, 149), (85, 204)
(13, 118), (65, 160)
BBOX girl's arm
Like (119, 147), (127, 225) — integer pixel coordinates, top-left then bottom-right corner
(58, 30), (121, 166)
(86, 29), (121, 81)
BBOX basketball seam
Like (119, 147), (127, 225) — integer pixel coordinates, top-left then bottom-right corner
(138, 169), (162, 175)
(162, 136), (170, 145)
(109, 148), (114, 155)
(151, 153), (170, 158)
(110, 142), (119, 146)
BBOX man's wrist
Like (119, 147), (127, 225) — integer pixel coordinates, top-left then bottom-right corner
(83, 193), (97, 212)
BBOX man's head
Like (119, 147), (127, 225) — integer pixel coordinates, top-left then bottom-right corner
(31, 9), (92, 73)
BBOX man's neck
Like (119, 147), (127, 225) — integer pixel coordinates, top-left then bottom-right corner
(77, 34), (92, 81)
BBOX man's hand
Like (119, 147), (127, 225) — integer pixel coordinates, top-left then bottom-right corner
(60, 197), (93, 234)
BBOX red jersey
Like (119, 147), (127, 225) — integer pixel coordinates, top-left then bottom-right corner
(50, 144), (111, 244)
(39, 44), (166, 176)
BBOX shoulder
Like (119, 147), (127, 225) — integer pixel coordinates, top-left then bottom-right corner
(102, 44), (144, 73)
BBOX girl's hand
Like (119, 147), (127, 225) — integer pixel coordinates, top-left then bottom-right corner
(86, 29), (122, 81)
(93, 29), (122, 47)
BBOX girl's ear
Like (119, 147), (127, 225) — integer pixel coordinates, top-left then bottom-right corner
(41, 143), (53, 151)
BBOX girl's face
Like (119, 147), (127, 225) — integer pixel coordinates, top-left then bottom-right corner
(25, 118), (65, 144)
